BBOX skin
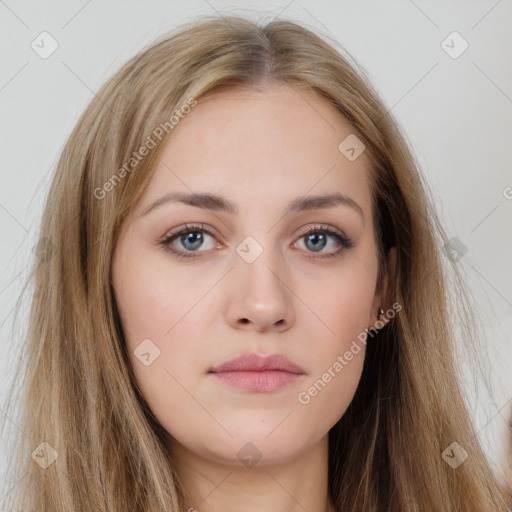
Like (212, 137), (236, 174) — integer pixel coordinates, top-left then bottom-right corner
(112, 82), (396, 512)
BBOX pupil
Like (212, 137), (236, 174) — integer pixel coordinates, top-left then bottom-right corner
(307, 233), (326, 252)
(182, 232), (203, 250)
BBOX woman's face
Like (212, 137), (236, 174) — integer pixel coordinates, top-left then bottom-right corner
(112, 83), (385, 467)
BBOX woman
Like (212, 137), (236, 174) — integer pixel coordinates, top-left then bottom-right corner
(3, 13), (508, 511)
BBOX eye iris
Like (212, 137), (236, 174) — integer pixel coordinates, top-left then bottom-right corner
(305, 233), (327, 252)
(181, 232), (203, 250)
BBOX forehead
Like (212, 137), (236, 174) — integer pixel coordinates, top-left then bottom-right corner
(137, 83), (373, 218)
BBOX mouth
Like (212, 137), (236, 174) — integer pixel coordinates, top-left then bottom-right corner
(208, 353), (306, 392)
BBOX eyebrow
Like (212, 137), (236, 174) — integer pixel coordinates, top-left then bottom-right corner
(141, 191), (364, 222)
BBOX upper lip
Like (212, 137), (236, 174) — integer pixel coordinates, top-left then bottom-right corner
(209, 353), (305, 374)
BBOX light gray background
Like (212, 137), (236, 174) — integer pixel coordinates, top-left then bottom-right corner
(1, 0), (511, 497)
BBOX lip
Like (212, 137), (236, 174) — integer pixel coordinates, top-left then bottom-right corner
(208, 353), (306, 392)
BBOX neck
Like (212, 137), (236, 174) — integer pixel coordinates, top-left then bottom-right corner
(168, 435), (333, 512)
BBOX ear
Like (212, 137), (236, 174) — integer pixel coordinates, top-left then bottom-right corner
(370, 246), (397, 329)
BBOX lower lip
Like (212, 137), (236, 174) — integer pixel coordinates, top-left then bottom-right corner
(210, 370), (303, 392)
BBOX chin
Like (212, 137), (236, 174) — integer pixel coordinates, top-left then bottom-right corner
(199, 437), (313, 468)
(168, 420), (325, 469)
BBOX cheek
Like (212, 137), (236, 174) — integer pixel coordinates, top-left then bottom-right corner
(309, 261), (376, 348)
(113, 240), (203, 351)
(295, 346), (365, 434)
(112, 242), (210, 407)
(293, 258), (376, 418)
(114, 264), (210, 438)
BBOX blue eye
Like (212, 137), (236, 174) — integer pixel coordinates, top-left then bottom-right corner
(158, 223), (217, 259)
(294, 226), (354, 258)
(158, 223), (354, 261)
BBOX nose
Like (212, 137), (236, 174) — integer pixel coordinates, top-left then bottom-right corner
(224, 245), (295, 333)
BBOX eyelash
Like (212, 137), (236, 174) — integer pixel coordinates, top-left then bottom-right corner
(157, 223), (354, 261)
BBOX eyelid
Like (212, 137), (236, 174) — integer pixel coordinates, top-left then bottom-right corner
(159, 222), (347, 243)
(158, 223), (220, 243)
(157, 222), (353, 260)
(295, 223), (347, 239)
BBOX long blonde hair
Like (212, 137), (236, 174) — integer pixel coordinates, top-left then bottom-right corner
(3, 13), (508, 511)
